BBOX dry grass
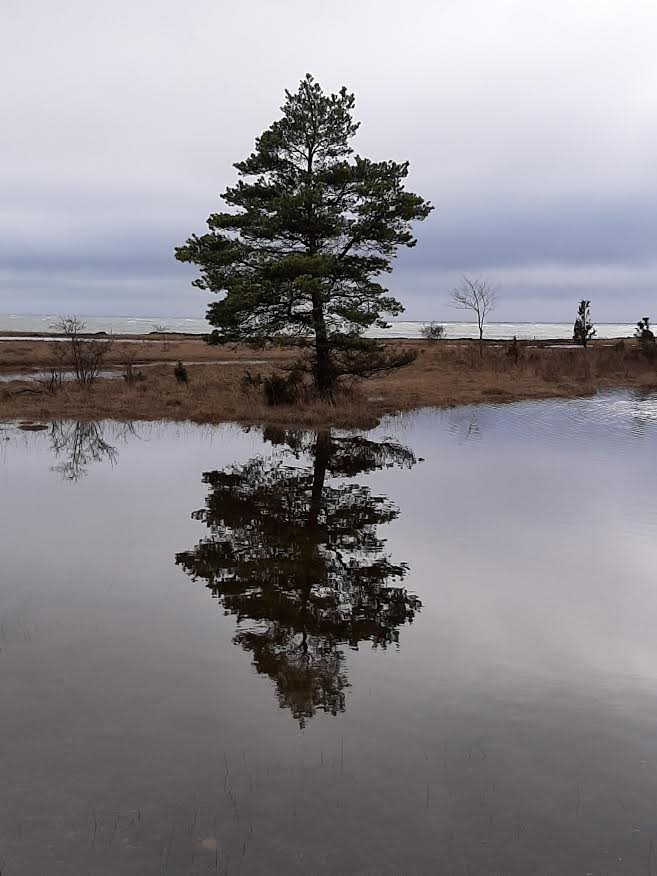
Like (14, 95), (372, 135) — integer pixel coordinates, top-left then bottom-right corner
(368, 338), (657, 410)
(1, 337), (656, 428)
(0, 336), (291, 372)
(0, 361), (376, 428)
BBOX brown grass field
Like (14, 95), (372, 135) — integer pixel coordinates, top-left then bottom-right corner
(1, 335), (656, 428)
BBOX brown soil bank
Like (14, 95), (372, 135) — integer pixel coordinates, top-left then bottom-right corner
(1, 337), (656, 428)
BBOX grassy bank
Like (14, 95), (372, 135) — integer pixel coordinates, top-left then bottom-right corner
(1, 337), (656, 428)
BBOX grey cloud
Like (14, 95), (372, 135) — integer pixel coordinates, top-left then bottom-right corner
(0, 267), (205, 319)
(402, 200), (657, 270)
(1, 0), (656, 319)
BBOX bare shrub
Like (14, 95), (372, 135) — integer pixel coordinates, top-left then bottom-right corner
(122, 351), (144, 384)
(39, 341), (69, 393)
(51, 316), (112, 387)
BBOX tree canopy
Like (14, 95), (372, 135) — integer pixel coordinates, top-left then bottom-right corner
(175, 74), (432, 394)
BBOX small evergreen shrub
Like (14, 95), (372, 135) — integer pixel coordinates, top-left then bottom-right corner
(573, 300), (596, 347)
(263, 371), (303, 406)
(420, 322), (445, 341)
(635, 317), (655, 345)
(174, 361), (189, 384)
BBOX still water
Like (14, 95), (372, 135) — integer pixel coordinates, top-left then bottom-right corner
(1, 392), (657, 874)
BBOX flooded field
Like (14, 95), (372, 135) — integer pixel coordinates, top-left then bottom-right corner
(1, 391), (657, 874)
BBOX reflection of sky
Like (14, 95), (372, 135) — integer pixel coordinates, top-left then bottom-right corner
(2, 389), (656, 695)
(2, 393), (657, 871)
(366, 390), (657, 688)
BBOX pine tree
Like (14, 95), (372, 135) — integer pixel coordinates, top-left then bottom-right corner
(634, 317), (655, 345)
(573, 299), (596, 347)
(175, 75), (433, 396)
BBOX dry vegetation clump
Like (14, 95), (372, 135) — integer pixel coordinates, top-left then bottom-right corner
(1, 338), (656, 428)
(0, 362), (380, 429)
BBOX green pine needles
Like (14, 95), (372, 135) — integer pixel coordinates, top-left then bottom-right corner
(573, 299), (596, 347)
(175, 74), (433, 397)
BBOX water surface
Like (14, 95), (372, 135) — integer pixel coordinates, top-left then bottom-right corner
(1, 392), (657, 874)
(0, 312), (640, 339)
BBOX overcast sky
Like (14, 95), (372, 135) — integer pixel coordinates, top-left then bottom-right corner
(1, 0), (656, 321)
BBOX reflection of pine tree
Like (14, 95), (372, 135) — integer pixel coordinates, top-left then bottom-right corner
(176, 431), (421, 725)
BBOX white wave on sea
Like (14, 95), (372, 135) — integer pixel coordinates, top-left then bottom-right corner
(369, 321), (636, 340)
(0, 314), (637, 341)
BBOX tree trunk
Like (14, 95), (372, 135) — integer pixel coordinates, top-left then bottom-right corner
(311, 293), (334, 397)
(299, 430), (330, 617)
(478, 324), (484, 358)
(309, 431), (330, 525)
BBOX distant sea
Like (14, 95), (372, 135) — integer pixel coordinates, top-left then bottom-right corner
(0, 314), (638, 341)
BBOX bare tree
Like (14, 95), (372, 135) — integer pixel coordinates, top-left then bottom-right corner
(450, 276), (498, 356)
(51, 316), (112, 386)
